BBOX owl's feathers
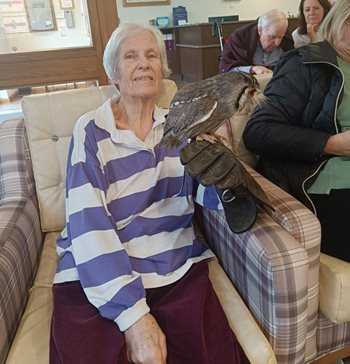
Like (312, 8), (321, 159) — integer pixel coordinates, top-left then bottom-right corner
(158, 72), (264, 148)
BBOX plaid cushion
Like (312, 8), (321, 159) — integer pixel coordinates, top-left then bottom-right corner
(198, 165), (321, 364)
(0, 119), (44, 364)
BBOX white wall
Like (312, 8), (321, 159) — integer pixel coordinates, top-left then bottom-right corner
(116, 0), (300, 26)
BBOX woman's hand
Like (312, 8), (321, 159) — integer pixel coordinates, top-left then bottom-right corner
(250, 65), (273, 75)
(324, 130), (350, 156)
(124, 313), (167, 364)
(306, 23), (318, 43)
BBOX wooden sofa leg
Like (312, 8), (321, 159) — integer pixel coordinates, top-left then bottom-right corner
(311, 347), (350, 364)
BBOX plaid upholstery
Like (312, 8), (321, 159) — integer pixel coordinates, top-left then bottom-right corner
(0, 119), (44, 364)
(2, 82), (350, 364)
(199, 163), (322, 364)
(248, 165), (322, 363)
(316, 313), (350, 358)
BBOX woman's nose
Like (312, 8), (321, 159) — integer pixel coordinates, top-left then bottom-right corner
(138, 54), (150, 68)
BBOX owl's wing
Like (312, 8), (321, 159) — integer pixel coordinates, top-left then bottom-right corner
(164, 94), (217, 136)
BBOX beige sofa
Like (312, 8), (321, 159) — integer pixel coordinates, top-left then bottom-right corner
(1, 80), (275, 364)
(1, 76), (349, 364)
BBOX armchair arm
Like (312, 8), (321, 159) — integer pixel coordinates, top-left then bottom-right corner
(208, 259), (277, 364)
(197, 166), (321, 364)
(245, 164), (321, 248)
(0, 118), (44, 364)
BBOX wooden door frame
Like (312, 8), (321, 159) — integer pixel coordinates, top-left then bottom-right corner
(0, 0), (118, 90)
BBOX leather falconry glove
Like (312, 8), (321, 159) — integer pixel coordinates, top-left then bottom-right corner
(180, 140), (273, 233)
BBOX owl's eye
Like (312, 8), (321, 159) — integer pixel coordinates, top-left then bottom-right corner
(247, 89), (255, 97)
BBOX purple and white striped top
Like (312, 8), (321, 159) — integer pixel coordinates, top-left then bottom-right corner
(54, 96), (220, 331)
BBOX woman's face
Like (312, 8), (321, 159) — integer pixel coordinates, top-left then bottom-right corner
(303, 0), (325, 26)
(115, 30), (162, 101)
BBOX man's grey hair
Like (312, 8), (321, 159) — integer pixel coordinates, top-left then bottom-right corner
(257, 9), (288, 30)
(318, 0), (350, 46)
(103, 23), (171, 82)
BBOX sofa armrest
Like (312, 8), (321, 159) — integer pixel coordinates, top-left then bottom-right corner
(199, 206), (313, 363)
(0, 118), (44, 364)
(245, 164), (321, 248)
(199, 164), (321, 364)
(208, 259), (277, 364)
(198, 164), (322, 363)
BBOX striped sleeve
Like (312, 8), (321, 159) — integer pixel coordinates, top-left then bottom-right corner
(63, 119), (149, 331)
(195, 183), (223, 210)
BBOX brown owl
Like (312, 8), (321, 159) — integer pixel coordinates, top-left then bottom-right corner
(158, 72), (265, 148)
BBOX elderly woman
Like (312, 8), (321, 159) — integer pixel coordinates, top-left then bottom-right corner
(219, 9), (294, 75)
(243, 0), (350, 263)
(292, 0), (331, 47)
(49, 23), (248, 364)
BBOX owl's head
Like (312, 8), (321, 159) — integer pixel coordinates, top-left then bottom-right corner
(236, 73), (266, 114)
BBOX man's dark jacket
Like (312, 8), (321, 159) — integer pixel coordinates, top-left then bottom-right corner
(243, 41), (344, 210)
(219, 21), (294, 73)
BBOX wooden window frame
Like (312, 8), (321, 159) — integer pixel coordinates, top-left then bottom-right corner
(0, 0), (118, 89)
(122, 0), (170, 7)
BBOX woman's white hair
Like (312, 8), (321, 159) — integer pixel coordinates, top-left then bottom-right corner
(318, 0), (350, 46)
(103, 23), (171, 82)
(257, 9), (288, 30)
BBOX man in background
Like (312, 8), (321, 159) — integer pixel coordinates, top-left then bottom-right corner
(219, 9), (294, 75)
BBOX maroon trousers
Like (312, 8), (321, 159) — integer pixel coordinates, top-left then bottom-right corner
(50, 261), (249, 364)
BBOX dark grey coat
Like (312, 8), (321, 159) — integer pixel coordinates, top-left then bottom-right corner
(243, 41), (344, 210)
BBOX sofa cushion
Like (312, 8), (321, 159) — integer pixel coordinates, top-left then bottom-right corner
(5, 232), (59, 364)
(22, 80), (177, 232)
(6, 229), (276, 364)
(319, 253), (350, 323)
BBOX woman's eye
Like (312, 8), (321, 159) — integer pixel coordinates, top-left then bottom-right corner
(125, 53), (135, 59)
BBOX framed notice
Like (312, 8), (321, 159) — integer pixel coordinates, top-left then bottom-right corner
(122, 0), (170, 7)
(25, 0), (57, 31)
(59, 0), (73, 9)
(0, 0), (26, 12)
(2, 13), (29, 32)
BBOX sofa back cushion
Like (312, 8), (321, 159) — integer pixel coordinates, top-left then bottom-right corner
(22, 80), (177, 232)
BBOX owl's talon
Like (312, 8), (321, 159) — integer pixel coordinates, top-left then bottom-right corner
(196, 134), (217, 144)
(195, 134), (232, 149)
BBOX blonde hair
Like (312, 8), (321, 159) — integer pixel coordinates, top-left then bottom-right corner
(318, 0), (350, 46)
(103, 23), (171, 82)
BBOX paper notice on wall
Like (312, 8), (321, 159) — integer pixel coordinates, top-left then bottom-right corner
(55, 10), (65, 19)
(57, 18), (67, 36)
(0, 0), (25, 12)
(2, 13), (29, 33)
